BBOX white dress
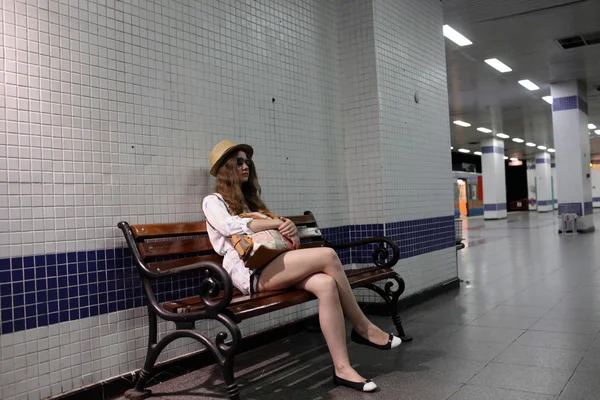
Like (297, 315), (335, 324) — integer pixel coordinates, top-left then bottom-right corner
(201, 193), (255, 294)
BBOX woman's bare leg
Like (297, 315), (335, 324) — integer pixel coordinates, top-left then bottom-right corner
(257, 247), (390, 345)
(294, 272), (366, 382)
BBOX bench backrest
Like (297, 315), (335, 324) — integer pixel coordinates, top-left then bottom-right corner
(127, 212), (325, 276)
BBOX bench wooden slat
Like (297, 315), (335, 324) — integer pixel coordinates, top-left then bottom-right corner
(230, 291), (316, 321)
(232, 268), (395, 321)
(299, 241), (325, 249)
(162, 267), (396, 320)
(138, 237), (214, 258)
(296, 227), (322, 239)
(131, 222), (208, 238)
(148, 254), (223, 273)
(287, 215), (317, 226)
(133, 216), (315, 239)
(163, 289), (291, 313)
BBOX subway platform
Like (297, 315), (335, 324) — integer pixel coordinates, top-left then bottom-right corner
(116, 212), (600, 400)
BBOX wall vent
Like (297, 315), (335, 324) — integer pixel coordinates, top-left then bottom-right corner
(557, 31), (600, 50)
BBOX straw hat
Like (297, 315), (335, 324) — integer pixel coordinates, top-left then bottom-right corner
(209, 140), (254, 176)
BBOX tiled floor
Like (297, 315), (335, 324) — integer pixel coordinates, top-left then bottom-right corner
(118, 212), (600, 399)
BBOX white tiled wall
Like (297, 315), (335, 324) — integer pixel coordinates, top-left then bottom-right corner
(374, 0), (454, 223)
(339, 0), (383, 225)
(527, 159), (537, 210)
(0, 0), (349, 261)
(373, 0), (457, 295)
(0, 0), (456, 398)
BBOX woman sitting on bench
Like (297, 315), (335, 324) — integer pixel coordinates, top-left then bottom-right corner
(202, 140), (401, 393)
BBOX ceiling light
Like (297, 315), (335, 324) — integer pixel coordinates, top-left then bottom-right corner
(443, 25), (473, 46)
(510, 158), (519, 162)
(512, 138), (524, 143)
(503, 156), (508, 160)
(542, 96), (553, 104)
(547, 148), (555, 153)
(537, 145), (547, 150)
(474, 151), (482, 156)
(496, 133), (510, 139)
(451, 146), (454, 149)
(525, 142), (536, 147)
(484, 58), (512, 73)
(453, 120), (471, 127)
(596, 130), (600, 135)
(477, 127), (492, 133)
(589, 124), (597, 130)
(458, 148), (470, 153)
(518, 80), (540, 91)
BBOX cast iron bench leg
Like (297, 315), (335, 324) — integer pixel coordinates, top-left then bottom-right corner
(365, 275), (412, 342)
(125, 311), (158, 400)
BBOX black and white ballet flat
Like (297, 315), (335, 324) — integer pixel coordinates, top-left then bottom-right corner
(351, 328), (402, 350)
(333, 374), (378, 392)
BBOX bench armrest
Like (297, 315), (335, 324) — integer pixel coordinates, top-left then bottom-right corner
(328, 236), (400, 269)
(117, 221), (235, 321)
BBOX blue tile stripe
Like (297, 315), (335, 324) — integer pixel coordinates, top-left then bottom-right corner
(584, 202), (593, 216)
(385, 215), (455, 261)
(536, 158), (550, 164)
(558, 202), (582, 216)
(579, 98), (588, 115)
(552, 95), (588, 115)
(593, 197), (600, 202)
(481, 146), (504, 155)
(469, 207), (484, 216)
(552, 96), (577, 112)
(0, 216), (456, 335)
(551, 163), (556, 168)
(527, 165), (536, 170)
(484, 203), (507, 211)
(537, 200), (553, 206)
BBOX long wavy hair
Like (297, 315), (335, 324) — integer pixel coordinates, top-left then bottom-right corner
(215, 153), (268, 215)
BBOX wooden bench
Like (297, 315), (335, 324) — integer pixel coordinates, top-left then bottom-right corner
(118, 211), (411, 400)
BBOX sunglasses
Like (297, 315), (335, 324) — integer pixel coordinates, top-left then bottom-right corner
(236, 157), (253, 167)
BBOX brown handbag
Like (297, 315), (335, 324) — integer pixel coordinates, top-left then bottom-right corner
(206, 194), (292, 269)
(231, 210), (293, 269)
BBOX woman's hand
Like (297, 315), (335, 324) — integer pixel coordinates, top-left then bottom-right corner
(278, 217), (297, 238)
(290, 235), (301, 250)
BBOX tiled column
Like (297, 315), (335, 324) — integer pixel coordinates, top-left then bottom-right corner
(551, 161), (558, 209)
(526, 159), (537, 211)
(481, 138), (507, 219)
(551, 80), (594, 232)
(592, 156), (600, 207)
(536, 152), (553, 212)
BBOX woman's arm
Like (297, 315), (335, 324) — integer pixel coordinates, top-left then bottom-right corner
(248, 218), (282, 232)
(202, 195), (255, 236)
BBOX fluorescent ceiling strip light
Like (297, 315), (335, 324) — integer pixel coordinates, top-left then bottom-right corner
(512, 138), (524, 143)
(596, 130), (600, 135)
(477, 127), (492, 133)
(443, 25), (472, 46)
(542, 96), (553, 104)
(518, 79), (540, 91)
(589, 124), (597, 130)
(496, 133), (510, 139)
(537, 145), (547, 150)
(453, 120), (471, 127)
(458, 148), (470, 153)
(510, 158), (519, 161)
(503, 156), (508, 160)
(525, 142), (536, 147)
(484, 58), (512, 73)
(474, 151), (482, 156)
(547, 148), (555, 153)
